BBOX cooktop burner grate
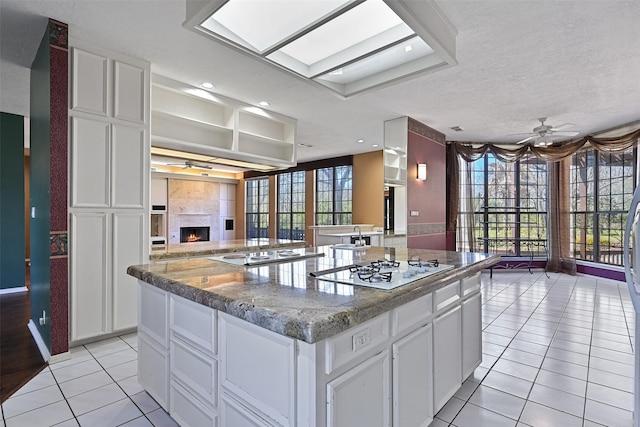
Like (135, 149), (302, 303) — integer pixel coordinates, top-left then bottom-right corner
(408, 258), (439, 268)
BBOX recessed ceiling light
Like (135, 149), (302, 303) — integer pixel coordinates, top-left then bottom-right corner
(357, 139), (365, 144)
(258, 101), (270, 107)
(405, 45), (413, 52)
(200, 82), (214, 89)
(372, 144), (379, 148)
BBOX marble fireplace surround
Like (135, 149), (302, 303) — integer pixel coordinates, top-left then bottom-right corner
(167, 178), (236, 244)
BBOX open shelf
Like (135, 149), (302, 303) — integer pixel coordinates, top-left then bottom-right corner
(150, 76), (297, 168)
(152, 111), (234, 150)
(238, 132), (295, 162)
(153, 85), (233, 129)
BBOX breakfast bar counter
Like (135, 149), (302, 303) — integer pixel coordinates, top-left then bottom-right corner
(128, 247), (500, 427)
(148, 237), (306, 260)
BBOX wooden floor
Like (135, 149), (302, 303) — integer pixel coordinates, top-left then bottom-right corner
(0, 290), (46, 403)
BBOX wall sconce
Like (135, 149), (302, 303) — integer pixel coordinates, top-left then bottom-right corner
(417, 163), (427, 181)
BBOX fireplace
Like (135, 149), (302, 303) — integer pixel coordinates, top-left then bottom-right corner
(180, 226), (210, 243)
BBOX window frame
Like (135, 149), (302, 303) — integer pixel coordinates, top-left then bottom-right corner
(276, 170), (306, 240)
(245, 177), (269, 239)
(315, 165), (353, 225)
(569, 146), (637, 266)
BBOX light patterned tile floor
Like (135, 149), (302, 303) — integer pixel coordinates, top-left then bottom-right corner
(1, 333), (178, 427)
(435, 270), (636, 427)
(0, 270), (635, 426)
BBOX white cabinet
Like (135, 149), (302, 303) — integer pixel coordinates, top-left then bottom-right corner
(70, 213), (109, 340)
(327, 351), (391, 427)
(151, 75), (296, 169)
(138, 281), (169, 410)
(220, 312), (296, 427)
(433, 305), (462, 413)
(151, 178), (168, 209)
(462, 292), (482, 379)
(69, 40), (149, 344)
(136, 270), (483, 427)
(112, 213), (145, 331)
(392, 324), (433, 427)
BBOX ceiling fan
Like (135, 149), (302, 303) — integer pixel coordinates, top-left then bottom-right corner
(166, 160), (214, 169)
(515, 118), (579, 146)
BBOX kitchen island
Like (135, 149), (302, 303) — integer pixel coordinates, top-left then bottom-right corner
(128, 246), (499, 427)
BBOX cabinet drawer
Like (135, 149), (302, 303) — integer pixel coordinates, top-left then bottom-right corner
(170, 337), (217, 407)
(170, 380), (218, 427)
(220, 393), (274, 427)
(391, 293), (432, 337)
(461, 273), (481, 298)
(170, 294), (217, 356)
(325, 312), (390, 375)
(434, 282), (460, 314)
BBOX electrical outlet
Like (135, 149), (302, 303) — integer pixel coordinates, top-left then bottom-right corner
(352, 328), (371, 352)
(410, 210), (419, 217)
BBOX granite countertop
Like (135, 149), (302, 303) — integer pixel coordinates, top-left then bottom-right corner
(128, 246), (500, 343)
(149, 238), (307, 260)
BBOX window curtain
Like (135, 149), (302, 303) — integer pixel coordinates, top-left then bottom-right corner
(447, 127), (640, 274)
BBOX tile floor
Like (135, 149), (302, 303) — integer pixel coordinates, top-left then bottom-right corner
(0, 270), (636, 426)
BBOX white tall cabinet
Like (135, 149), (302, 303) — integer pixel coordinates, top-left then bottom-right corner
(69, 40), (150, 343)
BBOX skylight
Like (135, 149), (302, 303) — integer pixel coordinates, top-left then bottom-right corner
(186, 0), (457, 97)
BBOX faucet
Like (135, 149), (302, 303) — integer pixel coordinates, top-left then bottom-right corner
(353, 226), (364, 246)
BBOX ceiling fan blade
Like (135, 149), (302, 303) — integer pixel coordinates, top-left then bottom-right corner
(549, 123), (575, 131)
(516, 135), (538, 144)
(550, 130), (579, 137)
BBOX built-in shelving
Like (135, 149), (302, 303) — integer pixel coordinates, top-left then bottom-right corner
(151, 75), (297, 168)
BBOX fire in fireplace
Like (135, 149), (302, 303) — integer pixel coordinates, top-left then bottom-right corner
(180, 226), (210, 243)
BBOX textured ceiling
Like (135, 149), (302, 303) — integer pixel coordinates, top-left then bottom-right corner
(1, 0), (639, 163)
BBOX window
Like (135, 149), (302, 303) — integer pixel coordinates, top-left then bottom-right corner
(457, 154), (547, 257)
(277, 171), (305, 240)
(316, 166), (352, 225)
(570, 147), (636, 265)
(246, 178), (269, 238)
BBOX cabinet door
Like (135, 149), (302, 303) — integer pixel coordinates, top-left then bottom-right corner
(327, 351), (391, 427)
(112, 212), (144, 331)
(71, 47), (109, 116)
(392, 325), (433, 427)
(220, 313), (295, 427)
(70, 117), (110, 208)
(70, 213), (109, 341)
(139, 332), (169, 411)
(111, 124), (146, 208)
(462, 292), (482, 380)
(433, 305), (462, 413)
(113, 59), (146, 123)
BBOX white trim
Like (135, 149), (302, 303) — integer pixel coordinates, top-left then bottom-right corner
(0, 286), (28, 295)
(49, 351), (71, 365)
(28, 320), (51, 362)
